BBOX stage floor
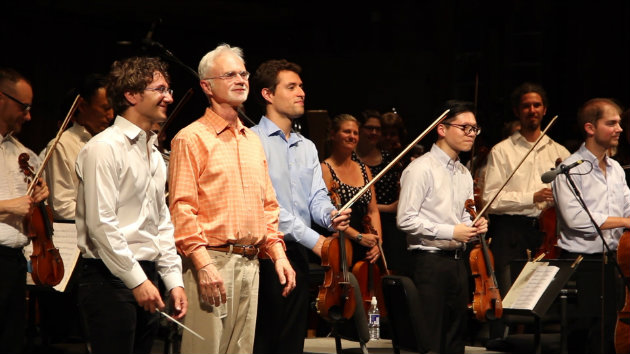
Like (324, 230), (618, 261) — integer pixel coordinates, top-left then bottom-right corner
(303, 337), (506, 354)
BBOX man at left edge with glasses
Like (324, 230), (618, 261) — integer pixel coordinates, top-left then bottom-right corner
(74, 57), (187, 354)
(0, 67), (50, 353)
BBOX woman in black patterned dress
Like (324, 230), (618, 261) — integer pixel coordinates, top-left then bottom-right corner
(356, 111), (410, 275)
(321, 114), (381, 265)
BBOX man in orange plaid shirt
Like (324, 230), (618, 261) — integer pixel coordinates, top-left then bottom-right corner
(169, 43), (296, 354)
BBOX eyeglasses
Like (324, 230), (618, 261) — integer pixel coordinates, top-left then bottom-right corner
(144, 86), (174, 96)
(443, 123), (481, 136)
(1, 91), (31, 112)
(204, 71), (250, 81)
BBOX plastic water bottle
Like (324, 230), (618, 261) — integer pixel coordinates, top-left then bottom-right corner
(368, 296), (380, 340)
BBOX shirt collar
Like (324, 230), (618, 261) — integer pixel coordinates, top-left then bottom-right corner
(510, 130), (551, 149)
(258, 116), (303, 145)
(202, 107), (247, 136)
(69, 122), (95, 141)
(577, 142), (612, 169)
(430, 143), (459, 171)
(114, 115), (147, 142)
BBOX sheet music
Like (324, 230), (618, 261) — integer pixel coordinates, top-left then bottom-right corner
(503, 261), (560, 310)
(24, 222), (80, 292)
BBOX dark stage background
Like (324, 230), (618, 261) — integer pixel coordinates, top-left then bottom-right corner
(2, 0), (629, 160)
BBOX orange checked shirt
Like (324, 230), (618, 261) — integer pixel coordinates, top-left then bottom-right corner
(169, 108), (285, 270)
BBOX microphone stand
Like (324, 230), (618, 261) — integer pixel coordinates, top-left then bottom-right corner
(562, 170), (630, 353)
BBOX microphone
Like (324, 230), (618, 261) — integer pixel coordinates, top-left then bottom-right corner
(541, 160), (584, 183)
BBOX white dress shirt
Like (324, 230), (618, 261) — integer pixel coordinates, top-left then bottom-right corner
(397, 144), (473, 250)
(483, 131), (570, 217)
(76, 116), (183, 290)
(44, 123), (92, 220)
(552, 143), (630, 253)
(0, 133), (41, 248)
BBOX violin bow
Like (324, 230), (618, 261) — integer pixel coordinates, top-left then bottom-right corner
(27, 95), (80, 196)
(469, 115), (559, 224)
(334, 109), (450, 215)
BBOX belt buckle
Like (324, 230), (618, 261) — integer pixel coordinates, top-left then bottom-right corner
(454, 249), (462, 260)
(242, 244), (259, 259)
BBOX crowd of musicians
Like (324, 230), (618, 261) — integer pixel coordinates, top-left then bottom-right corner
(0, 43), (628, 354)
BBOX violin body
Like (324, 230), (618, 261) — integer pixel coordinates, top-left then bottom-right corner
(469, 240), (503, 321)
(19, 153), (64, 287)
(465, 199), (503, 322)
(352, 214), (388, 316)
(615, 230), (630, 354)
(27, 202), (64, 286)
(536, 207), (561, 259)
(316, 234), (356, 321)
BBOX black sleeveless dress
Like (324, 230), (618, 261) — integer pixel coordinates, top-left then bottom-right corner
(323, 157), (372, 265)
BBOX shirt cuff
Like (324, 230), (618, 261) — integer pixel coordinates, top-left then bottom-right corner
(191, 247), (212, 271)
(267, 242), (287, 262)
(122, 261), (149, 289)
(437, 224), (455, 240)
(301, 228), (321, 250)
(161, 272), (185, 292)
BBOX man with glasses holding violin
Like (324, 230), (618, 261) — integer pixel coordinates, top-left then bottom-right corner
(482, 83), (570, 341)
(75, 57), (187, 354)
(0, 67), (50, 354)
(398, 100), (487, 354)
(169, 44), (295, 354)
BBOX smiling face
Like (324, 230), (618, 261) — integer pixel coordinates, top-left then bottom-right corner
(332, 120), (360, 152)
(201, 52), (249, 107)
(126, 71), (173, 125)
(515, 92), (547, 132)
(264, 70), (305, 120)
(588, 105), (622, 150)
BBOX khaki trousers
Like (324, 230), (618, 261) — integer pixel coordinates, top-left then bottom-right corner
(181, 250), (259, 354)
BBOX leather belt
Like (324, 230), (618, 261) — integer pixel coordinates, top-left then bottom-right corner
(207, 244), (259, 260)
(412, 248), (464, 260)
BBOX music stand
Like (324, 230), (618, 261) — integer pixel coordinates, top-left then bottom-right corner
(503, 258), (581, 354)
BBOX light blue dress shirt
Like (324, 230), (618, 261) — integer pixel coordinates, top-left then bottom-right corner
(552, 143), (630, 253)
(251, 116), (334, 249)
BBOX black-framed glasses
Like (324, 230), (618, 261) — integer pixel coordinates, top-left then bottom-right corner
(1, 91), (31, 112)
(204, 71), (250, 81)
(144, 86), (174, 96)
(443, 123), (481, 136)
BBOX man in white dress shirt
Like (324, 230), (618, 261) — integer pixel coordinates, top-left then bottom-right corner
(44, 73), (114, 220)
(552, 98), (627, 354)
(0, 67), (49, 354)
(75, 57), (187, 354)
(398, 100), (487, 354)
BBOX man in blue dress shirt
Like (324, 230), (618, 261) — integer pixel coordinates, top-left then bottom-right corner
(250, 59), (351, 353)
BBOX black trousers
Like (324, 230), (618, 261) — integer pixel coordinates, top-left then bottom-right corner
(254, 241), (311, 354)
(78, 259), (159, 354)
(0, 245), (26, 354)
(561, 251), (623, 354)
(411, 250), (469, 354)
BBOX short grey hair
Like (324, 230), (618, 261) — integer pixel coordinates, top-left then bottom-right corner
(198, 43), (245, 80)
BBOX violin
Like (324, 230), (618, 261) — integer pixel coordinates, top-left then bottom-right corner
(18, 153), (64, 286)
(351, 215), (389, 317)
(316, 181), (356, 321)
(536, 157), (563, 259)
(615, 230), (630, 354)
(465, 199), (503, 322)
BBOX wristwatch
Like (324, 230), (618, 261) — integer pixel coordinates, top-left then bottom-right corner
(356, 233), (363, 242)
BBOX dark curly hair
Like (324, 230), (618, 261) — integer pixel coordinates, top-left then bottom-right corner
(106, 57), (169, 115)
